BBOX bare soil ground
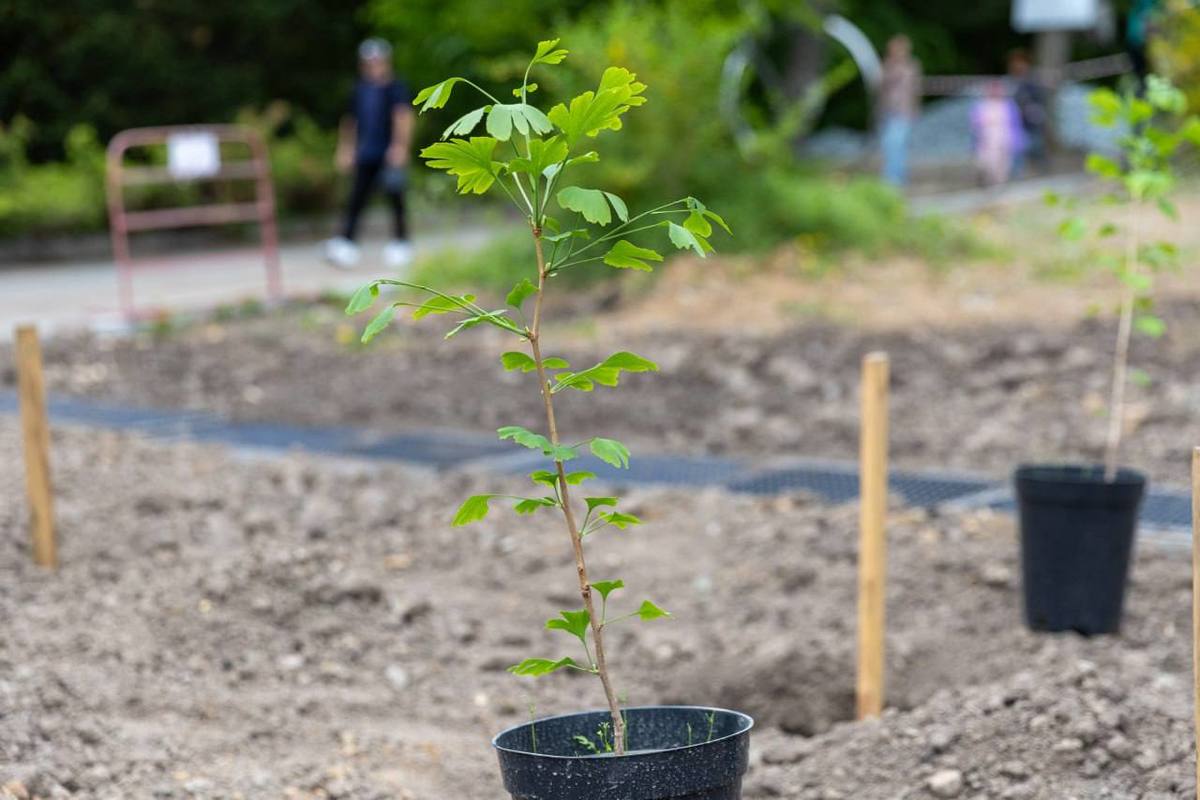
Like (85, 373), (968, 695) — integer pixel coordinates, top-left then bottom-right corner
(22, 290), (1200, 485)
(5, 194), (1200, 798)
(17, 192), (1200, 486)
(1, 421), (1194, 799)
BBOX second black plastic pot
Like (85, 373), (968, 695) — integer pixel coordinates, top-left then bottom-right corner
(493, 705), (754, 800)
(1014, 464), (1146, 635)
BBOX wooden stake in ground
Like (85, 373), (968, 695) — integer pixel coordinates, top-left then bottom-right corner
(857, 352), (889, 720)
(1192, 446), (1200, 797)
(16, 325), (57, 568)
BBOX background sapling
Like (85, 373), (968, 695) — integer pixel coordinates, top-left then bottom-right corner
(345, 38), (728, 755)
(1053, 75), (1200, 480)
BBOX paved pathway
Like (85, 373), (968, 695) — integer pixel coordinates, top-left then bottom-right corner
(0, 168), (1100, 341)
(0, 227), (494, 341)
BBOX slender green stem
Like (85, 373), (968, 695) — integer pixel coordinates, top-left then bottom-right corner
(549, 256), (606, 273)
(372, 279), (490, 316)
(528, 229), (625, 754)
(539, 161), (566, 219)
(582, 638), (595, 670)
(561, 201), (688, 261)
(461, 79), (502, 105)
(371, 280), (524, 336)
(494, 176), (530, 217)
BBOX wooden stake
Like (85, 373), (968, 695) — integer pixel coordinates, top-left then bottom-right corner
(1192, 446), (1200, 797)
(16, 325), (57, 568)
(857, 352), (889, 720)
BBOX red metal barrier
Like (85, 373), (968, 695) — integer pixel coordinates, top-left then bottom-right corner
(105, 125), (283, 320)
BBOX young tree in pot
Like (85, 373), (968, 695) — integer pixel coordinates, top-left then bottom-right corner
(1019, 76), (1200, 635)
(346, 39), (753, 800)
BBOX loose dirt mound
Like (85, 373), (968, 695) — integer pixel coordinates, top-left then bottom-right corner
(1, 422), (1193, 798)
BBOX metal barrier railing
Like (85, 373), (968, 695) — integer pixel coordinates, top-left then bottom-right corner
(105, 124), (283, 320)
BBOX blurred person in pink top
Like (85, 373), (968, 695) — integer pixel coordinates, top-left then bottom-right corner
(971, 80), (1025, 187)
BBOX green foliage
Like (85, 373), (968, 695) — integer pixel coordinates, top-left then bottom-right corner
(553, 352), (659, 393)
(1063, 76), (1198, 329)
(636, 600), (670, 620)
(1, 0), (361, 161)
(498, 425), (579, 462)
(346, 40), (710, 743)
(590, 580), (625, 600)
(509, 657), (586, 676)
(452, 495), (493, 526)
(0, 120), (106, 236)
(0, 104), (342, 238)
(1151, 0), (1200, 112)
(590, 438), (631, 469)
(1049, 75), (1198, 473)
(236, 103), (341, 215)
(541, 1), (972, 261)
(603, 240), (664, 271)
(409, 227), (610, 296)
(546, 609), (591, 644)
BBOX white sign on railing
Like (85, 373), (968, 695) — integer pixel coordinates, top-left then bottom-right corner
(1012, 0), (1100, 32)
(167, 132), (221, 179)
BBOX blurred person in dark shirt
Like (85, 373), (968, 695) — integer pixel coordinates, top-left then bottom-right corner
(1008, 49), (1048, 177)
(325, 38), (414, 270)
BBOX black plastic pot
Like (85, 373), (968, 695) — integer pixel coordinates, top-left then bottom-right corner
(1014, 464), (1146, 635)
(493, 705), (753, 800)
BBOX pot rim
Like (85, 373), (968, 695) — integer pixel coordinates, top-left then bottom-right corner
(491, 704), (754, 760)
(1014, 463), (1145, 487)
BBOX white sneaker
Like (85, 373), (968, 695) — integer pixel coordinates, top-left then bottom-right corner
(324, 237), (361, 269)
(383, 239), (414, 271)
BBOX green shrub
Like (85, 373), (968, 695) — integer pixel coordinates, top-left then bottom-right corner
(0, 106), (342, 238)
(507, 0), (977, 261)
(236, 103), (340, 215)
(1152, 0), (1200, 112)
(0, 120), (107, 236)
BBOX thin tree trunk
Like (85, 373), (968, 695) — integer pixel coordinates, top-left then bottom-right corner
(528, 229), (625, 753)
(1104, 204), (1141, 481)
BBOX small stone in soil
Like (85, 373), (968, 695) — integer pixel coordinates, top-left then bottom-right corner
(927, 769), (964, 798)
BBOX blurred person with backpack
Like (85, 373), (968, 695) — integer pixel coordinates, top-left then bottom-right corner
(324, 38), (414, 270)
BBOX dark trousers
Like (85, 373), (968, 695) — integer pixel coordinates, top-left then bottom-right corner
(341, 159), (408, 241)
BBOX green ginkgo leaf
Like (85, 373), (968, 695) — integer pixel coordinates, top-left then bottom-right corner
(591, 438), (630, 469)
(509, 657), (580, 677)
(532, 39), (569, 66)
(501, 351), (537, 372)
(636, 600), (671, 621)
(346, 281), (380, 315)
(452, 495), (493, 526)
(506, 278), (537, 309)
(591, 580), (624, 600)
(421, 137), (499, 194)
(558, 186), (612, 225)
(414, 77), (467, 111)
(361, 305), (396, 343)
(546, 609), (591, 643)
(603, 240), (663, 272)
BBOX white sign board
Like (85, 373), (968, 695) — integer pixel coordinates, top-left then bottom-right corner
(1012, 0), (1099, 32)
(167, 132), (220, 179)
